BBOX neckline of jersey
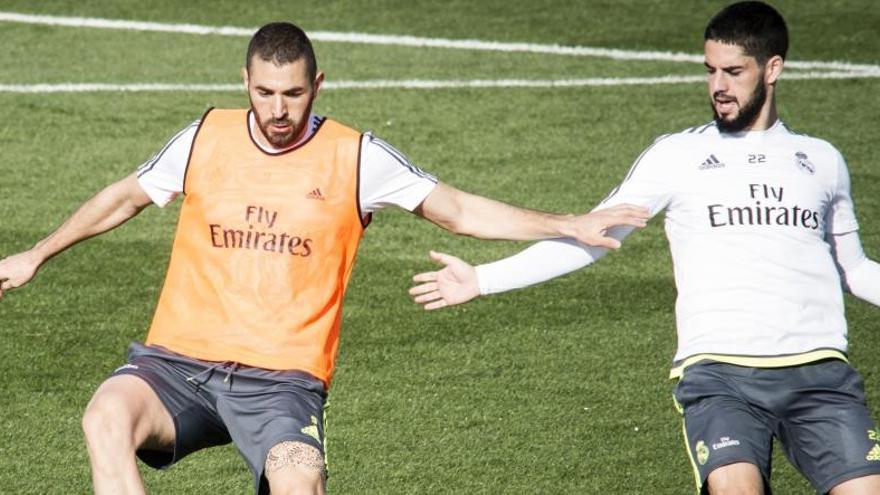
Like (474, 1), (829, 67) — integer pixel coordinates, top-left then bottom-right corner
(246, 110), (324, 156)
(718, 119), (786, 141)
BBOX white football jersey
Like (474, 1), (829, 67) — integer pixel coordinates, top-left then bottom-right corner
(601, 120), (859, 370)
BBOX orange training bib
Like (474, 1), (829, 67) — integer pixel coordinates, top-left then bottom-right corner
(145, 109), (364, 386)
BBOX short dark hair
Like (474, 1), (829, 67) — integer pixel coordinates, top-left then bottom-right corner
(704, 1), (788, 64)
(246, 22), (317, 80)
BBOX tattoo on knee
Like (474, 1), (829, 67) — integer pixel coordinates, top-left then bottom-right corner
(265, 441), (326, 476)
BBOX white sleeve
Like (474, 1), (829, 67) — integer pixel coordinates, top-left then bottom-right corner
(826, 149), (860, 235)
(472, 138), (672, 296)
(597, 135), (675, 215)
(475, 238), (612, 295)
(135, 120), (200, 207)
(828, 230), (880, 306)
(359, 133), (438, 213)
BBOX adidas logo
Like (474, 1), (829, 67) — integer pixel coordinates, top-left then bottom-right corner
(867, 444), (880, 461)
(301, 415), (322, 444)
(306, 188), (325, 200)
(698, 154), (724, 170)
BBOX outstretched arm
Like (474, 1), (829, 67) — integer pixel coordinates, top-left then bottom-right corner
(413, 182), (648, 249)
(0, 173), (153, 299)
(409, 133), (673, 309)
(410, 228), (632, 310)
(829, 231), (880, 306)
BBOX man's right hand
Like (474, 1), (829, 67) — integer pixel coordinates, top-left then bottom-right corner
(0, 250), (41, 299)
(409, 251), (480, 310)
(561, 204), (649, 249)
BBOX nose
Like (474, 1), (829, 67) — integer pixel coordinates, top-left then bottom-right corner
(708, 71), (727, 96)
(272, 95), (287, 119)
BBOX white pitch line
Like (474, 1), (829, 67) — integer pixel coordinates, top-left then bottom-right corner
(0, 83), (240, 93)
(782, 70), (880, 80)
(0, 71), (878, 94)
(0, 11), (255, 36)
(1, 11), (878, 74)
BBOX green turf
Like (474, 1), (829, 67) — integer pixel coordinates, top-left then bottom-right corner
(0, 1), (878, 493)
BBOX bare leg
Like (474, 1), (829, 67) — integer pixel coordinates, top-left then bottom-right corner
(706, 462), (764, 495)
(264, 441), (326, 495)
(830, 474), (880, 494)
(81, 375), (175, 495)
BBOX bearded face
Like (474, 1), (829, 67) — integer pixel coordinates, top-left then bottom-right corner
(704, 40), (773, 134)
(244, 57), (321, 149)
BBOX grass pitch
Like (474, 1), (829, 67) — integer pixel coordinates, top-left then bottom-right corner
(0, 1), (878, 493)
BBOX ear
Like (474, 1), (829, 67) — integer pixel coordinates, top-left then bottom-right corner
(312, 71), (325, 99)
(241, 66), (249, 90)
(764, 55), (784, 85)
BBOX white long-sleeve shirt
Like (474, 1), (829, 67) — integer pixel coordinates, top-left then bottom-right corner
(475, 120), (880, 375)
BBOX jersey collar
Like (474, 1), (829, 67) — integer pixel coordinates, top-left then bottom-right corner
(247, 111), (322, 155)
(719, 119), (786, 141)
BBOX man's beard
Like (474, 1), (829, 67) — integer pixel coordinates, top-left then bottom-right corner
(255, 98), (314, 148)
(712, 78), (767, 133)
(261, 117), (298, 148)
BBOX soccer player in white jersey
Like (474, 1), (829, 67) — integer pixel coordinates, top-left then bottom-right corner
(410, 2), (880, 493)
(0, 22), (648, 495)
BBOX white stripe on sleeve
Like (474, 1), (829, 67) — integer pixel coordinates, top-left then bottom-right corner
(359, 133), (438, 213)
(136, 120), (199, 207)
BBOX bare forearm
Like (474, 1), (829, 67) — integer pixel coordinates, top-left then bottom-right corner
(0, 174), (151, 297)
(417, 183), (572, 240)
(30, 174), (150, 264)
(447, 193), (571, 240)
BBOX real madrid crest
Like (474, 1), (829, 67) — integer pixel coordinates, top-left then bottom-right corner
(794, 151), (815, 175)
(696, 440), (709, 465)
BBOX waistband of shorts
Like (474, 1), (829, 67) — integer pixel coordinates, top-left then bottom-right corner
(127, 341), (326, 391)
(669, 348), (848, 379)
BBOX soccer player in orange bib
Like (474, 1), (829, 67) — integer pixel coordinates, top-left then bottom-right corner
(0, 22), (648, 495)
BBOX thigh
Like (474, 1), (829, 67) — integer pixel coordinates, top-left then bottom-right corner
(113, 343), (232, 468)
(830, 475), (880, 495)
(87, 373), (176, 451)
(778, 361), (880, 494)
(675, 362), (774, 493)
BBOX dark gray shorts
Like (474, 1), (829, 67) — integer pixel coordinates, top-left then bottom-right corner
(674, 359), (880, 494)
(111, 342), (327, 495)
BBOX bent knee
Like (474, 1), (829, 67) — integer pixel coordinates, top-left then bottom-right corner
(82, 376), (172, 449)
(82, 392), (137, 445)
(707, 462), (764, 495)
(265, 440), (326, 478)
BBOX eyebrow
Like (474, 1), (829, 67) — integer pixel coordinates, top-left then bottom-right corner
(703, 62), (744, 71)
(254, 84), (306, 94)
